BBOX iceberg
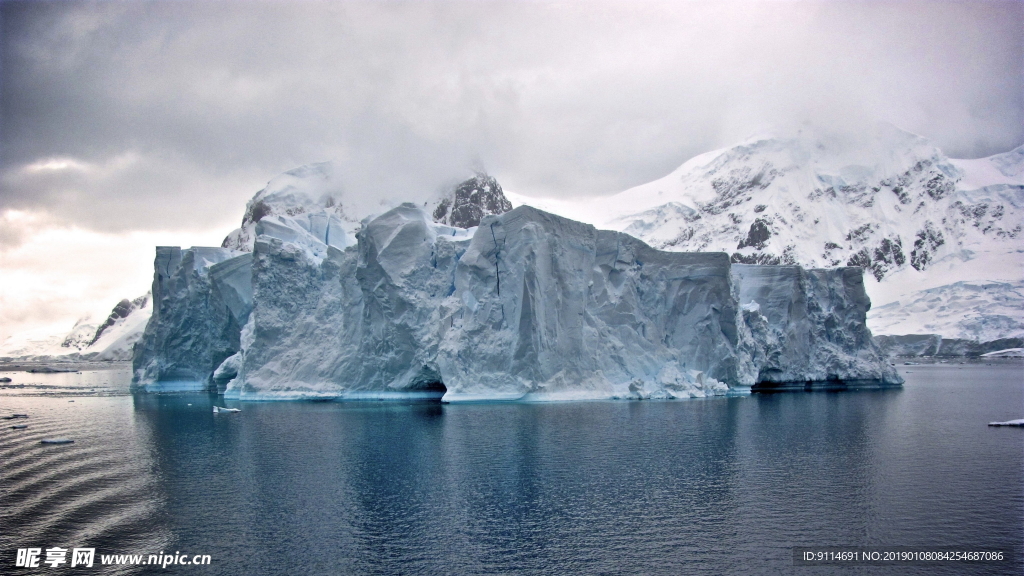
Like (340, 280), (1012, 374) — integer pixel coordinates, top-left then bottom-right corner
(132, 169), (901, 399)
(733, 264), (901, 389)
(132, 247), (248, 391)
(437, 207), (745, 401)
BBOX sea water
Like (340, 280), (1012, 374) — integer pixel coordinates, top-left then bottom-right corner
(1, 361), (1021, 575)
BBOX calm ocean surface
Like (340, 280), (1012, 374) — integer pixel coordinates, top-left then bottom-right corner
(1, 362), (1021, 575)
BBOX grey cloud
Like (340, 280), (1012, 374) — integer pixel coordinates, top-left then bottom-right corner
(1, 0), (1021, 234)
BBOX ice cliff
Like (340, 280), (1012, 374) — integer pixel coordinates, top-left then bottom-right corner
(734, 265), (897, 389)
(132, 170), (900, 398)
(132, 247), (251, 390)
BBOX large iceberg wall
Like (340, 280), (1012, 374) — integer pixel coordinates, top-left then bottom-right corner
(131, 246), (251, 391)
(437, 206), (746, 400)
(221, 205), (746, 400)
(733, 264), (902, 388)
(134, 202), (901, 399)
(229, 204), (470, 399)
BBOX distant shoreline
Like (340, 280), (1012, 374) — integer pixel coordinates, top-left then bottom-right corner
(0, 360), (131, 372)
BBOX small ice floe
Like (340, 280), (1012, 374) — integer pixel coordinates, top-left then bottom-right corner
(988, 419), (1024, 427)
(68, 400), (75, 402)
(11, 425), (27, 429)
(0, 377), (12, 382)
(981, 348), (1024, 358)
(12, 414), (28, 418)
(213, 406), (240, 413)
(40, 438), (74, 444)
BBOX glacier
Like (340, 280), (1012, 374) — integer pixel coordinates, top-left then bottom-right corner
(131, 170), (901, 399)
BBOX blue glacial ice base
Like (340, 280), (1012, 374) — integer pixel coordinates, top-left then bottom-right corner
(133, 199), (901, 400)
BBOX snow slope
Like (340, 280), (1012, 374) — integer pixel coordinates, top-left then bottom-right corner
(867, 280), (1024, 341)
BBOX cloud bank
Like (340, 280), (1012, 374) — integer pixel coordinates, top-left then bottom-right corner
(2, 0), (1021, 230)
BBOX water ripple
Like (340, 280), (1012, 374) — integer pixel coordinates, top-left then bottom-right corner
(0, 396), (169, 575)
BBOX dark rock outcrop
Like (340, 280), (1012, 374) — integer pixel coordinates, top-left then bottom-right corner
(432, 174), (513, 228)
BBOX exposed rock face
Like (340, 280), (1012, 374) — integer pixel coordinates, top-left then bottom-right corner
(432, 174), (513, 228)
(89, 294), (149, 346)
(60, 319), (99, 351)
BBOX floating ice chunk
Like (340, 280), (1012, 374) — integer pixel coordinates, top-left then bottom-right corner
(988, 419), (1024, 427)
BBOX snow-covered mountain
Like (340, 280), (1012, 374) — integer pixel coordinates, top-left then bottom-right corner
(867, 280), (1024, 342)
(430, 173), (513, 228)
(0, 294), (151, 361)
(508, 123), (1023, 343)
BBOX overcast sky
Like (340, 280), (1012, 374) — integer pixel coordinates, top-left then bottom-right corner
(1, 0), (1022, 343)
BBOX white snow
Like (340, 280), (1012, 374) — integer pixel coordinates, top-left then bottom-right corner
(0, 327), (66, 358)
(950, 145), (1024, 190)
(868, 280), (1024, 341)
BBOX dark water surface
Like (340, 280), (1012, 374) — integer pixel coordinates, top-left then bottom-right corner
(1, 362), (1021, 575)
